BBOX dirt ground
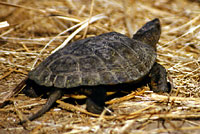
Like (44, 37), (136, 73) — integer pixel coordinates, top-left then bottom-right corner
(0, 0), (200, 134)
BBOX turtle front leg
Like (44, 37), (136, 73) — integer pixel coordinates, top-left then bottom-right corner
(149, 62), (171, 93)
(84, 86), (106, 114)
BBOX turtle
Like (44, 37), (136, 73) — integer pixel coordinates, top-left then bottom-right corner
(19, 18), (171, 123)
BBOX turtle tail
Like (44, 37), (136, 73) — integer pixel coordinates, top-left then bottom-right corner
(19, 89), (63, 124)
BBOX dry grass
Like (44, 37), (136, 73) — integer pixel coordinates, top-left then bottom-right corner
(0, 0), (200, 133)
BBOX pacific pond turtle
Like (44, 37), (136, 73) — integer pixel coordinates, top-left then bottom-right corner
(19, 18), (171, 123)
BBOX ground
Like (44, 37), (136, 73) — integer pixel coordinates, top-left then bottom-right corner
(0, 0), (200, 134)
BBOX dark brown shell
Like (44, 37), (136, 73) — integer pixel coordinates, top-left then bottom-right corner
(29, 32), (156, 88)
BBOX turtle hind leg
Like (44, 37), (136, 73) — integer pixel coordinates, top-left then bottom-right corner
(19, 89), (63, 124)
(23, 79), (47, 98)
(84, 86), (106, 114)
(149, 62), (171, 93)
(22, 79), (39, 98)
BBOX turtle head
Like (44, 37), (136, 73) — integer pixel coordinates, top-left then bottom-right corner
(132, 18), (161, 50)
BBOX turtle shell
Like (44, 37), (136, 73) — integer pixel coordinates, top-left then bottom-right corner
(29, 32), (156, 88)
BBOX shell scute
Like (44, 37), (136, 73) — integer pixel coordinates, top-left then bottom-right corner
(29, 32), (157, 88)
